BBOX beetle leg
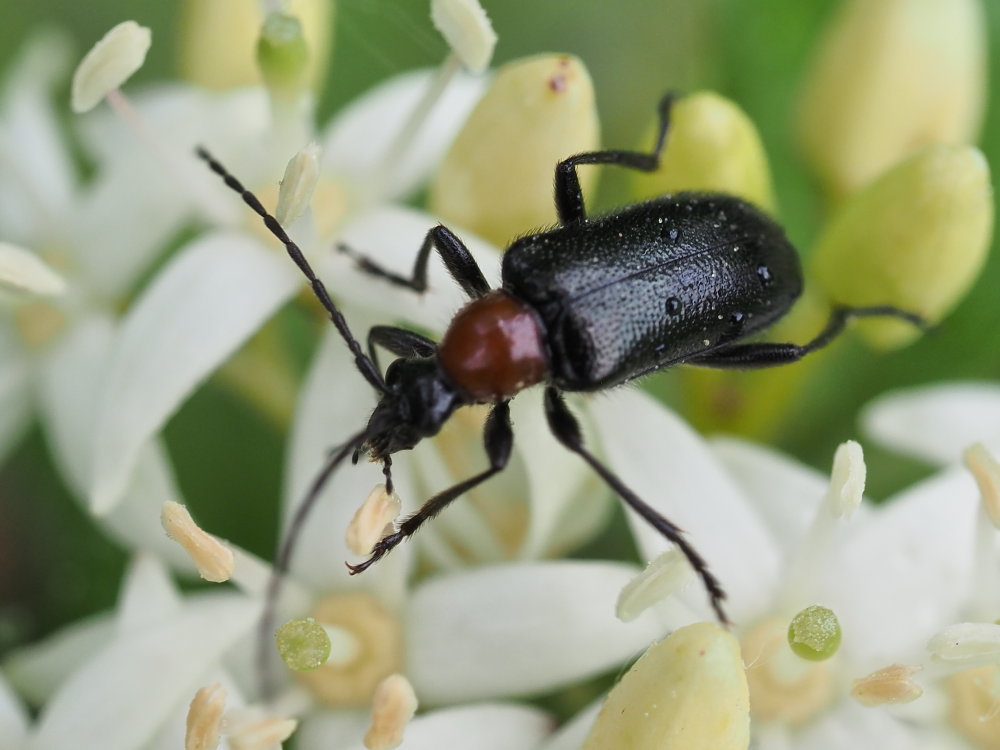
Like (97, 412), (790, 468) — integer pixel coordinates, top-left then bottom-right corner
(347, 400), (513, 574)
(339, 224), (491, 300)
(367, 325), (438, 373)
(542, 387), (730, 625)
(554, 93), (675, 225)
(688, 305), (928, 369)
(197, 147), (388, 394)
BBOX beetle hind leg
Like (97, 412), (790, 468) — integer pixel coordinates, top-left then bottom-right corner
(542, 387), (730, 625)
(554, 93), (675, 225)
(689, 305), (928, 369)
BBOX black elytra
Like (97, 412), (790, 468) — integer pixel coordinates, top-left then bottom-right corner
(197, 93), (925, 638)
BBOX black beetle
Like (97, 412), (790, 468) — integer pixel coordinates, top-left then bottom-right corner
(198, 94), (922, 625)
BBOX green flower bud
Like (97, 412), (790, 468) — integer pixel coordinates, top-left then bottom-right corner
(178, 0), (332, 93)
(582, 623), (749, 750)
(429, 54), (599, 247)
(788, 605), (842, 661)
(812, 145), (993, 349)
(797, 0), (987, 200)
(631, 92), (776, 213)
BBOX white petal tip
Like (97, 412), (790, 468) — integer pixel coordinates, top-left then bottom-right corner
(431, 0), (497, 73)
(928, 622), (1000, 667)
(71, 20), (151, 113)
(0, 243), (68, 296)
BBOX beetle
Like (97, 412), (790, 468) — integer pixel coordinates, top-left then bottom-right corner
(198, 94), (922, 625)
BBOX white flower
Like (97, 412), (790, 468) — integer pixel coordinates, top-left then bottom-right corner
(3, 554), (259, 750)
(585, 386), (979, 747)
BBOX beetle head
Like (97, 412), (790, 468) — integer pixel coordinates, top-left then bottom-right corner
(362, 357), (462, 459)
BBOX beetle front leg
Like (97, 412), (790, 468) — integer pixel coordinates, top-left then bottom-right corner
(689, 305), (928, 369)
(339, 224), (491, 300)
(554, 93), (675, 224)
(542, 387), (730, 624)
(347, 400), (513, 574)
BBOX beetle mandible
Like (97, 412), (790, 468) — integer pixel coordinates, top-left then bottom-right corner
(198, 94), (922, 625)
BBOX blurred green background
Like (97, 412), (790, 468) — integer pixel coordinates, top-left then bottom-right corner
(0, 0), (997, 661)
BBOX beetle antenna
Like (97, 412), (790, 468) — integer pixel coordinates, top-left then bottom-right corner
(257, 428), (369, 699)
(196, 146), (388, 394)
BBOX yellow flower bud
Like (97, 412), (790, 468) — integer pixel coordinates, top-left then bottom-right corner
(582, 623), (749, 750)
(812, 145), (993, 349)
(429, 54), (599, 247)
(797, 0), (987, 200)
(178, 0), (332, 93)
(631, 92), (776, 213)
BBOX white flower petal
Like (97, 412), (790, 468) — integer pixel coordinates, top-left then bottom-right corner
(3, 613), (114, 706)
(331, 205), (500, 335)
(711, 437), (830, 556)
(32, 594), (258, 750)
(323, 69), (487, 200)
(0, 32), (76, 238)
(38, 314), (114, 495)
(356, 703), (552, 750)
(71, 21), (151, 113)
(405, 561), (663, 704)
(0, 242), (66, 296)
(513, 391), (607, 559)
(294, 709), (368, 750)
(588, 388), (780, 624)
(284, 328), (416, 602)
(99, 439), (203, 572)
(826, 466), (978, 666)
(794, 699), (932, 750)
(90, 232), (299, 513)
(0, 674), (30, 746)
(115, 553), (182, 634)
(862, 382), (1000, 465)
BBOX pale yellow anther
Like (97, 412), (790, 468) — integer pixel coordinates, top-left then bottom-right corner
(929, 622), (1000, 668)
(364, 674), (419, 750)
(431, 0), (497, 73)
(161, 501), (235, 583)
(276, 142), (322, 225)
(582, 623), (749, 750)
(825, 440), (865, 519)
(616, 548), (694, 622)
(228, 717), (298, 750)
(346, 485), (401, 556)
(946, 665), (1000, 750)
(71, 21), (151, 113)
(0, 243), (67, 297)
(185, 682), (227, 750)
(964, 443), (1000, 528)
(850, 664), (923, 707)
(430, 54), (599, 247)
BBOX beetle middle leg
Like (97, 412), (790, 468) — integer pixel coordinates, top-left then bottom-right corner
(542, 387), (730, 624)
(347, 400), (514, 574)
(554, 93), (675, 225)
(339, 224), (491, 300)
(688, 305), (928, 369)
